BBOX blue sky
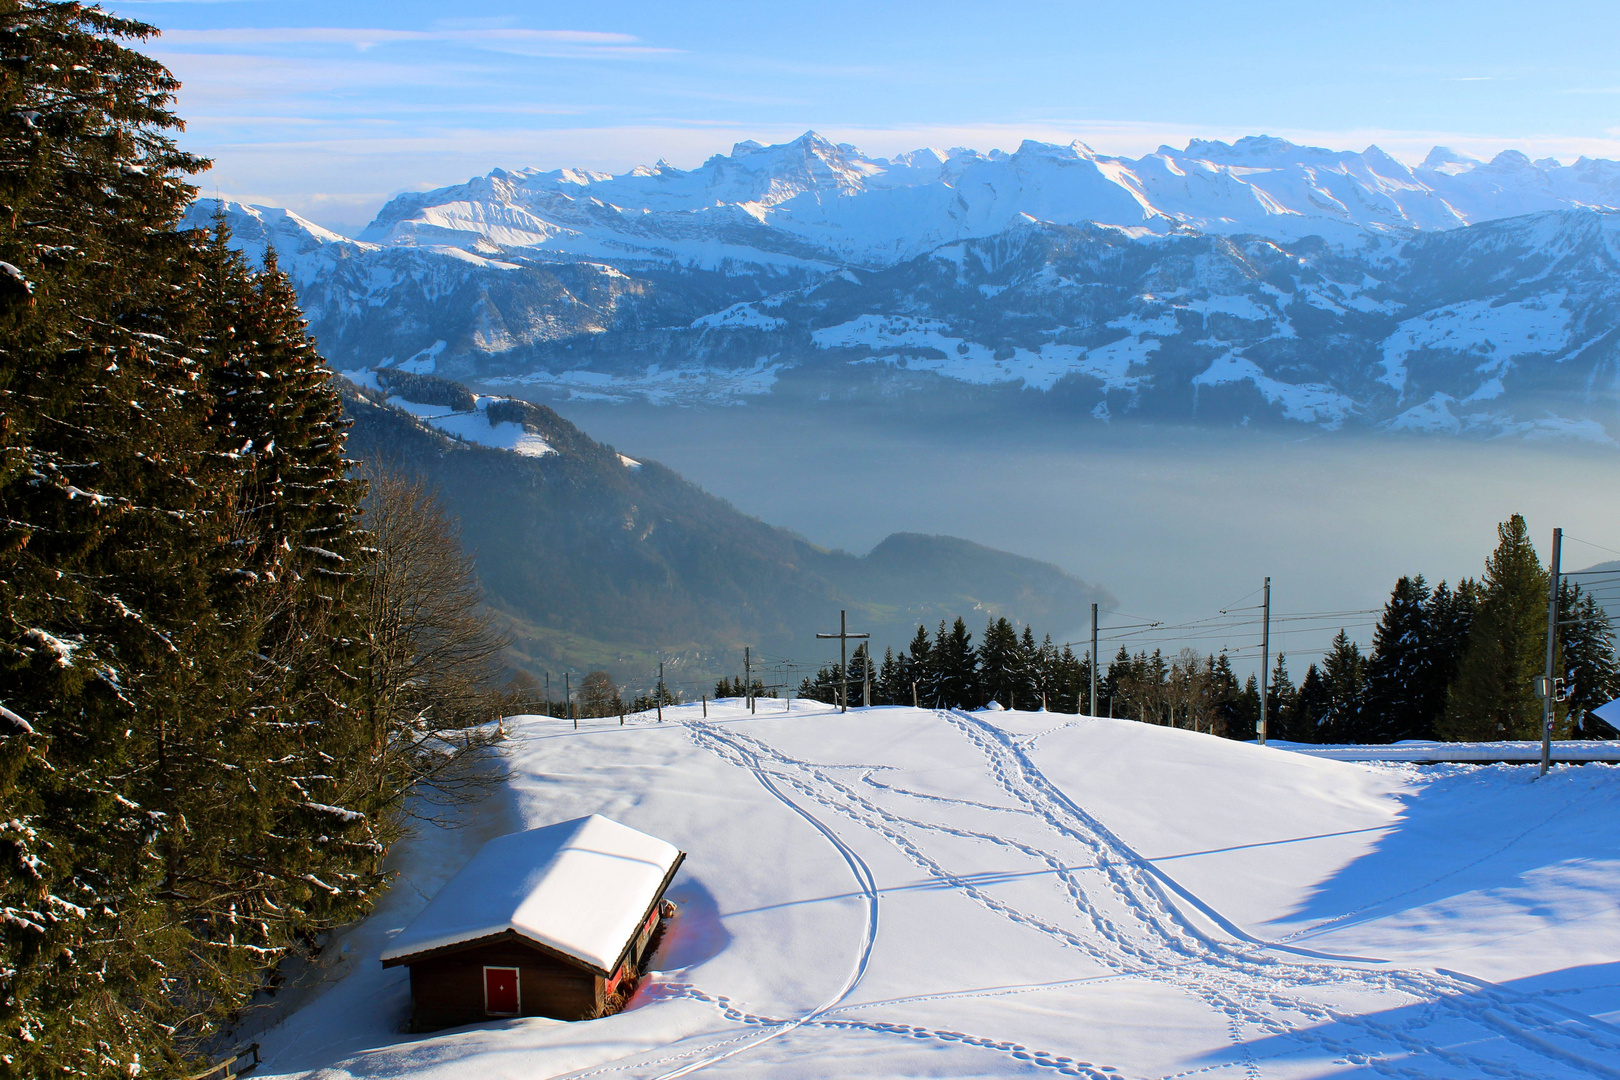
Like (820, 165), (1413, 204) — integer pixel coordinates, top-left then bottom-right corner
(107, 0), (1620, 236)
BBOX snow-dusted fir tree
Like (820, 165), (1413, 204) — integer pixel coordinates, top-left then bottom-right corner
(0, 4), (217, 1073)
(905, 624), (933, 704)
(978, 617), (1022, 708)
(1019, 625), (1043, 709)
(929, 617), (978, 708)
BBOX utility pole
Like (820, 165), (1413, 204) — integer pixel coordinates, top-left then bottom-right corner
(816, 609), (868, 713)
(744, 646), (751, 711)
(912, 681), (919, 709)
(1541, 527), (1562, 778)
(1089, 602), (1099, 717)
(566, 671), (574, 729)
(657, 662), (664, 723)
(544, 671), (550, 717)
(1258, 576), (1271, 746)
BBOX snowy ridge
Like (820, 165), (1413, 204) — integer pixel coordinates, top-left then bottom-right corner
(243, 702), (1620, 1079)
(360, 133), (1620, 265)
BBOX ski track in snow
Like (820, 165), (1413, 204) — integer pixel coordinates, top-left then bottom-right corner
(630, 708), (1620, 1080)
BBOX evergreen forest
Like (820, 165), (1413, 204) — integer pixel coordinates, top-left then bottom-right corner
(0, 6), (505, 1075)
(797, 514), (1619, 743)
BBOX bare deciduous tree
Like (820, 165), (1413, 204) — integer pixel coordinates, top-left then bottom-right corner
(357, 466), (510, 807)
(579, 670), (620, 717)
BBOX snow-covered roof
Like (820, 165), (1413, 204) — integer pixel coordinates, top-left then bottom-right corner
(381, 815), (684, 975)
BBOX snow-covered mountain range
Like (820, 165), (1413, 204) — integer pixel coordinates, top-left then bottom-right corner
(194, 133), (1620, 439)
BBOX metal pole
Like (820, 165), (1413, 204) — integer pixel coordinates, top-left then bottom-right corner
(1541, 527), (1562, 778)
(1259, 576), (1271, 746)
(840, 610), (848, 712)
(566, 671), (573, 729)
(657, 662), (664, 723)
(912, 680), (919, 709)
(863, 644), (872, 707)
(1089, 602), (1099, 717)
(745, 646), (751, 711)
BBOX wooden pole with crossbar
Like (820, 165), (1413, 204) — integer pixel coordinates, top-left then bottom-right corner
(816, 609), (869, 713)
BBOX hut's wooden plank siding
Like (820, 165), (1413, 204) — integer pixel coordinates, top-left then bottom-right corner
(407, 941), (603, 1030)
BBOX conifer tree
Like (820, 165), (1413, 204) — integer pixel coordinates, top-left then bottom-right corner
(1207, 652), (1242, 736)
(1103, 646), (1133, 718)
(930, 617), (977, 708)
(1267, 653), (1297, 740)
(978, 617), (1020, 707)
(1018, 625), (1041, 708)
(1234, 673), (1261, 738)
(1557, 579), (1619, 733)
(1360, 576), (1434, 742)
(876, 646), (904, 705)
(906, 624), (933, 705)
(0, 8), (493, 1070)
(1293, 664), (1329, 742)
(1318, 630), (1366, 741)
(0, 5), (217, 1072)
(1439, 515), (1549, 741)
(1427, 579), (1479, 694)
(1032, 634), (1067, 711)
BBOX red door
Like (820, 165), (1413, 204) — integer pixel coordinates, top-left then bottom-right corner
(484, 966), (520, 1016)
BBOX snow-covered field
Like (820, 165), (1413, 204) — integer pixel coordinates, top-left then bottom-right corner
(248, 702), (1620, 1079)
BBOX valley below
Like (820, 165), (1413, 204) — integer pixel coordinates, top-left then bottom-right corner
(543, 398), (1620, 668)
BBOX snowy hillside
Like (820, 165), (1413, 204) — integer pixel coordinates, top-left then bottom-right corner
(187, 133), (1620, 438)
(243, 702), (1620, 1080)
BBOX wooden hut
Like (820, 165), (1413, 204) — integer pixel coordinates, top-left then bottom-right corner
(381, 814), (685, 1030)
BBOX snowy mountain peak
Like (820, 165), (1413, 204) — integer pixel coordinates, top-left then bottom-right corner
(1486, 149), (1536, 171)
(343, 132), (1620, 270)
(1013, 138), (1098, 161)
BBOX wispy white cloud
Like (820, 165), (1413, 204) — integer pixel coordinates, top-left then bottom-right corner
(159, 25), (675, 58)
